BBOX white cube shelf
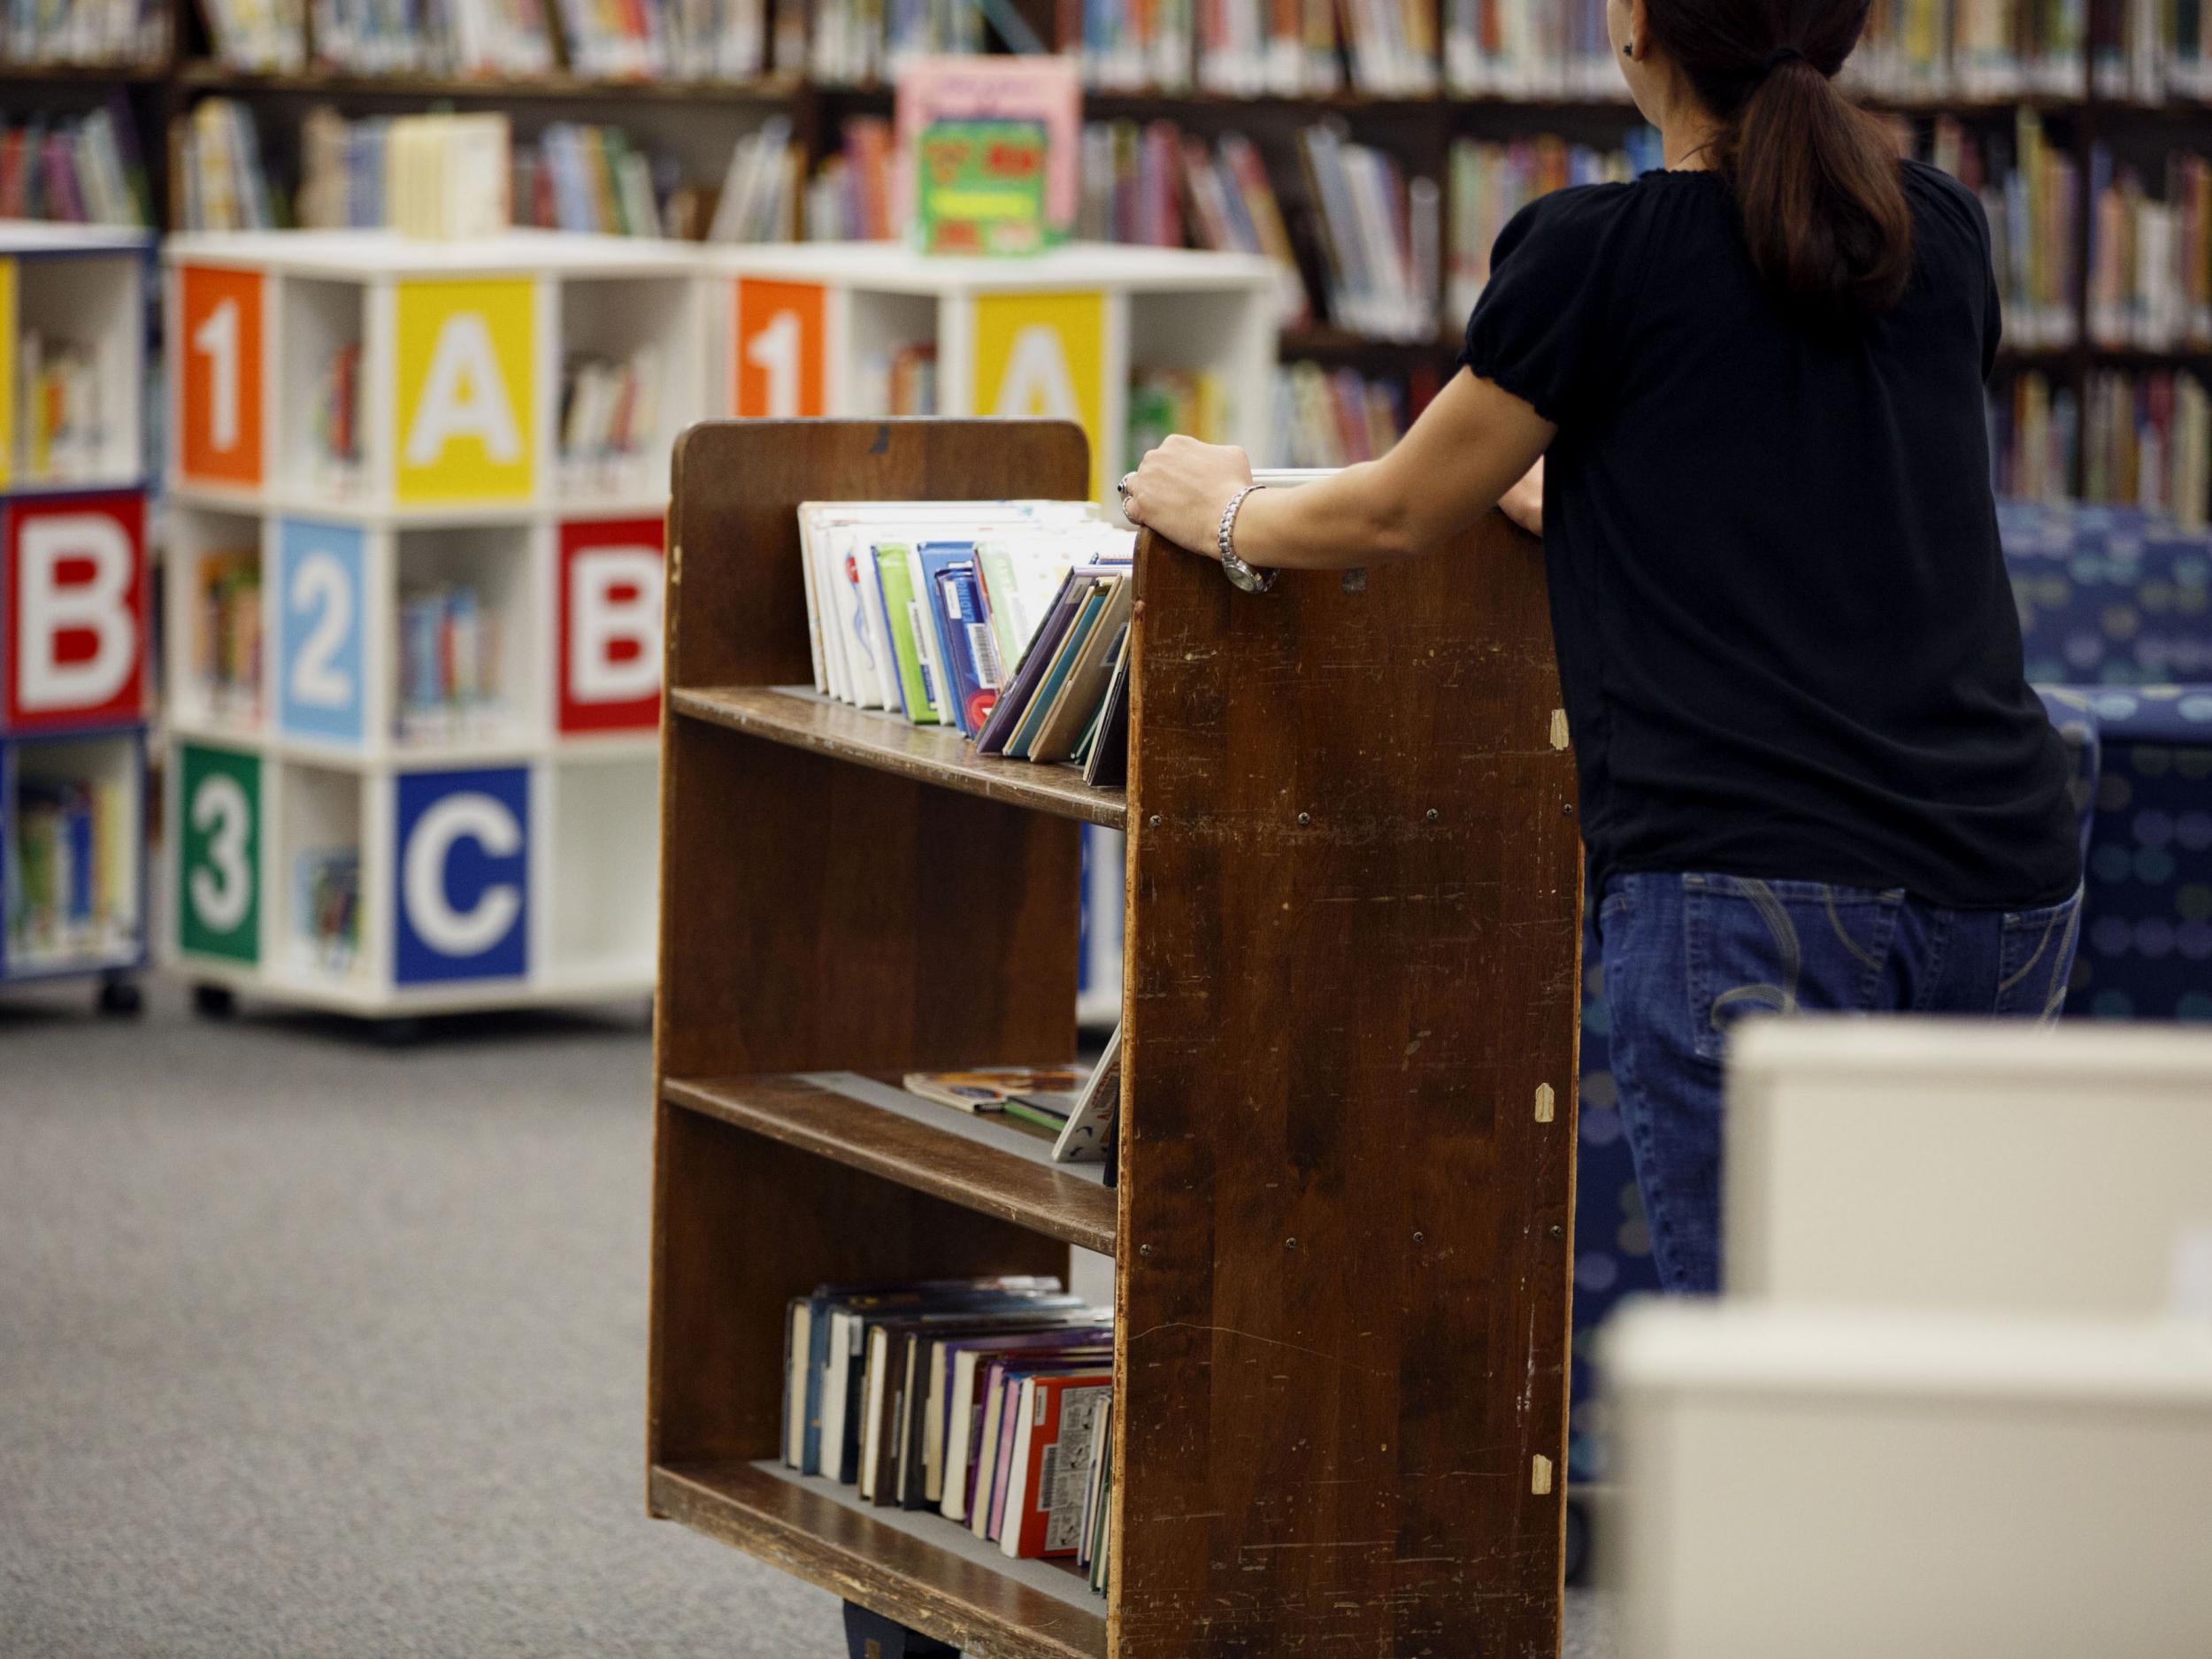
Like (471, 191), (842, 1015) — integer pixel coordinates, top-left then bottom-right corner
(702, 242), (1280, 507)
(162, 231), (694, 1016)
(1725, 1018), (2212, 1316)
(1604, 1302), (2212, 1659)
(1, 223), (154, 1004)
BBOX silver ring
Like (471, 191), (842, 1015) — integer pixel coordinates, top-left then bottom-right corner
(1116, 472), (1136, 500)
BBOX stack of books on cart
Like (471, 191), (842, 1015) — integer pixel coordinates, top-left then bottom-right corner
(795, 501), (1137, 783)
(780, 1276), (1118, 1593)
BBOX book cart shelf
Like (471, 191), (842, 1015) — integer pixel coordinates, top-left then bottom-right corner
(648, 417), (1583, 1657)
(0, 222), (153, 1013)
(159, 228), (699, 1016)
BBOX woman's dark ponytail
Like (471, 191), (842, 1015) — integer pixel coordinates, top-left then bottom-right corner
(1647, 0), (1913, 327)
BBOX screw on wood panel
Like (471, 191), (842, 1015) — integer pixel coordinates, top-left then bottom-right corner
(1412, 1231), (1425, 1243)
(1297, 812), (1311, 827)
(1138, 1243), (1151, 1257)
(1148, 815), (1162, 828)
(1563, 803), (1575, 816)
(1534, 1083), (1555, 1123)
(1532, 1455), (1555, 1496)
(1549, 1225), (1564, 1238)
(1425, 809), (1440, 823)
(1549, 709), (1571, 749)
(1285, 1238), (1297, 1249)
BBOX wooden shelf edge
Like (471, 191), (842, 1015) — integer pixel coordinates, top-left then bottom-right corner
(669, 686), (1129, 831)
(664, 1074), (1118, 1256)
(650, 1463), (1108, 1659)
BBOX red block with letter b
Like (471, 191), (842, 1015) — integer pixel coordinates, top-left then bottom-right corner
(557, 518), (664, 733)
(4, 492), (148, 732)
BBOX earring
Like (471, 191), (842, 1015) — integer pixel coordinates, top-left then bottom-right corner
(1622, 42), (1632, 56)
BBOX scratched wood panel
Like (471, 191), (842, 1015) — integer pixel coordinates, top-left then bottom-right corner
(1112, 518), (1583, 1658)
(649, 420), (1092, 1574)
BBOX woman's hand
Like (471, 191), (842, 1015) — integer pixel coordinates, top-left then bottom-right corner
(1123, 435), (1255, 557)
(1499, 457), (1543, 536)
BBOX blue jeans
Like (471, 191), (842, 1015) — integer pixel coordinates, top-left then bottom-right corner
(1597, 871), (2084, 1295)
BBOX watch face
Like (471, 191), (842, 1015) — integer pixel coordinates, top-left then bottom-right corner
(1224, 555), (1277, 594)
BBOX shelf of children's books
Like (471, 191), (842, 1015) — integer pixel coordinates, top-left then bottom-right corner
(172, 62), (804, 103)
(664, 1073), (1118, 1254)
(649, 1462), (1109, 1659)
(669, 687), (1128, 831)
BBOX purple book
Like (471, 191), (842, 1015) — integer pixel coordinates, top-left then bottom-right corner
(939, 1330), (1111, 1517)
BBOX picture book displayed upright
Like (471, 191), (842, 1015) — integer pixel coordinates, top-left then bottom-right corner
(160, 229), (704, 1018)
(703, 242), (1279, 511)
(0, 222), (153, 1013)
(646, 418), (1583, 1657)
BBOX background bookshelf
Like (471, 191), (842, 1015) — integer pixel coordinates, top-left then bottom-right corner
(0, 221), (153, 1011)
(159, 228), (694, 1015)
(648, 415), (1583, 1656)
(7, 0), (2211, 499)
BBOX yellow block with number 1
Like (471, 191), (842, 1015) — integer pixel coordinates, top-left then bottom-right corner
(394, 277), (537, 504)
(972, 291), (1106, 502)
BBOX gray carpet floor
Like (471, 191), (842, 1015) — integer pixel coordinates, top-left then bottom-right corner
(0, 972), (1607, 1658)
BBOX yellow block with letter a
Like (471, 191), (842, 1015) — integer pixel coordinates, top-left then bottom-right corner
(971, 291), (1105, 501)
(394, 277), (537, 503)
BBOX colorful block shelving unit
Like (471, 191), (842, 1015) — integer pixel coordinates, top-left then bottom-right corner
(160, 230), (703, 1018)
(0, 222), (154, 1014)
(704, 240), (1279, 1027)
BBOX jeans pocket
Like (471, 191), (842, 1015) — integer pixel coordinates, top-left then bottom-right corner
(1682, 874), (1905, 1064)
(1996, 886), (2084, 1023)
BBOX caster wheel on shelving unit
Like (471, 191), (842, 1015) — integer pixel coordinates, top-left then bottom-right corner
(96, 977), (144, 1017)
(1564, 1494), (1592, 1587)
(192, 984), (238, 1019)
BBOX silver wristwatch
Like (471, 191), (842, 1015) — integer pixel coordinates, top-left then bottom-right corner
(1217, 483), (1277, 594)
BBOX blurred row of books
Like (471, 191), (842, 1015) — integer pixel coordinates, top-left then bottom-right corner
(5, 773), (136, 970)
(2088, 146), (2212, 349)
(1993, 367), (2212, 526)
(191, 550), (264, 725)
(3, 0), (169, 65)
(0, 104), (150, 227)
(396, 583), (505, 742)
(557, 346), (663, 495)
(13, 331), (107, 485)
(293, 848), (359, 973)
(199, 0), (768, 78)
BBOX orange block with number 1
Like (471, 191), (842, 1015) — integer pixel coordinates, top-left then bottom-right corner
(178, 265), (265, 488)
(734, 280), (826, 418)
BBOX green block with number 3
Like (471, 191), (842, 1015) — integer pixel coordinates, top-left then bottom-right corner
(179, 744), (260, 964)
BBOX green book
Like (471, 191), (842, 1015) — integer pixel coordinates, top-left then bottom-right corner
(873, 541), (941, 726)
(975, 541), (1030, 672)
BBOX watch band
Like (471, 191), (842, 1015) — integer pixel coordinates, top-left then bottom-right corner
(1217, 483), (1278, 594)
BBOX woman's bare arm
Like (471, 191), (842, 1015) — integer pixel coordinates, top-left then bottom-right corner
(1125, 368), (1556, 569)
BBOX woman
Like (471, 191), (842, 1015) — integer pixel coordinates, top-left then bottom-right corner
(1121, 0), (2084, 1296)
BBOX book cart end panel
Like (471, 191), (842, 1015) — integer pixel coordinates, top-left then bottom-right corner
(1113, 515), (1583, 1657)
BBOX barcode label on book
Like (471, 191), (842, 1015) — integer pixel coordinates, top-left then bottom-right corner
(1039, 1445), (1061, 1510)
(968, 623), (1003, 688)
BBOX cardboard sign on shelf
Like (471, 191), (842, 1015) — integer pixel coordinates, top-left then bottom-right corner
(176, 742), (262, 965)
(4, 492), (147, 733)
(971, 291), (1107, 500)
(733, 280), (826, 419)
(275, 518), (368, 745)
(558, 518), (664, 733)
(394, 278), (537, 504)
(395, 764), (530, 984)
(178, 265), (266, 489)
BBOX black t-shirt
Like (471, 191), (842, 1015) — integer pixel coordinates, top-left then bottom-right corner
(1461, 159), (2080, 909)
